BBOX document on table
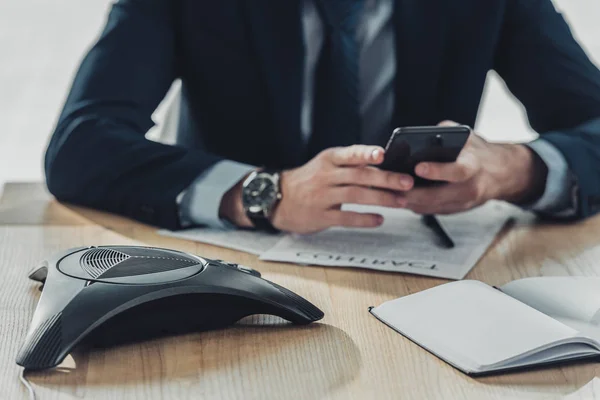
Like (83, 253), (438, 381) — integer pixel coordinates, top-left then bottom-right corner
(158, 201), (512, 279)
(158, 228), (283, 255)
(259, 202), (511, 279)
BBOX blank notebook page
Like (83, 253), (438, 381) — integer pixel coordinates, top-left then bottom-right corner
(501, 277), (600, 325)
(372, 281), (578, 370)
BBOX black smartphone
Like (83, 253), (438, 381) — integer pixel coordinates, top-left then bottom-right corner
(379, 125), (471, 186)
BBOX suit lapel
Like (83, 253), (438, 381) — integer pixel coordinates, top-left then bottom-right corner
(392, 0), (449, 127)
(243, 1), (306, 168)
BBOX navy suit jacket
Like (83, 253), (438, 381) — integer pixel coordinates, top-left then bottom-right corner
(45, 0), (600, 229)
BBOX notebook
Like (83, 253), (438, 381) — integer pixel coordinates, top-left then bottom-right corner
(369, 277), (600, 375)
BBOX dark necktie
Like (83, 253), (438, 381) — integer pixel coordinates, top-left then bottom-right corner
(308, 0), (366, 158)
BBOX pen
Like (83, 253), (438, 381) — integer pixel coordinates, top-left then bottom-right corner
(422, 214), (455, 249)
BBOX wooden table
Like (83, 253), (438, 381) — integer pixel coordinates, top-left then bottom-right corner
(1, 182), (599, 400)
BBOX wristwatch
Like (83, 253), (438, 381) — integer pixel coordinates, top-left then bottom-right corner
(241, 169), (282, 232)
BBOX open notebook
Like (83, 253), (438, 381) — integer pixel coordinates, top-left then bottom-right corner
(369, 277), (600, 375)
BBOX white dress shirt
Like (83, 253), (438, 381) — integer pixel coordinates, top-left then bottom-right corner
(178, 0), (575, 228)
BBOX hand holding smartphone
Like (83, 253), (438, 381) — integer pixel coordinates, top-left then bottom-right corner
(378, 125), (471, 248)
(378, 125), (471, 187)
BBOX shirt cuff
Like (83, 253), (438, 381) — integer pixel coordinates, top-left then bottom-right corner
(177, 160), (256, 229)
(525, 138), (577, 217)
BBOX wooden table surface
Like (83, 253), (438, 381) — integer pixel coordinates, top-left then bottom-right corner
(1, 182), (599, 400)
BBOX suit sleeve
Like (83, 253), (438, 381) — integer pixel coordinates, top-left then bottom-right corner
(494, 0), (600, 219)
(178, 160), (255, 228)
(45, 0), (223, 229)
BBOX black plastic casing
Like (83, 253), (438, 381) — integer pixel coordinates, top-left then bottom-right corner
(379, 125), (471, 186)
(17, 246), (323, 370)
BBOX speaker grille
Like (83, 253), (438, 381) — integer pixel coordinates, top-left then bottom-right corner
(16, 312), (63, 369)
(80, 248), (130, 278)
(77, 247), (202, 280)
(116, 247), (194, 259)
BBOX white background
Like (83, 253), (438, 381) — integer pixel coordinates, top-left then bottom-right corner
(1, 0), (599, 192)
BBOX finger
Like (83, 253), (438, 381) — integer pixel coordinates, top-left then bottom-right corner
(438, 120), (460, 127)
(403, 187), (447, 213)
(404, 182), (481, 213)
(329, 186), (406, 208)
(333, 166), (413, 191)
(409, 201), (473, 215)
(415, 151), (480, 183)
(327, 210), (384, 228)
(327, 145), (385, 166)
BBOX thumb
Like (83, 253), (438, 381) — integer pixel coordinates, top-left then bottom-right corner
(438, 120), (460, 127)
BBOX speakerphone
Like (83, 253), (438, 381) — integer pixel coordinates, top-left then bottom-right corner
(17, 246), (323, 370)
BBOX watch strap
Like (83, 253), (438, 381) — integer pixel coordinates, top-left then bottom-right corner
(249, 216), (279, 233)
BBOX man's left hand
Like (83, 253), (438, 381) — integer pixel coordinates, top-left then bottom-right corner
(401, 121), (548, 215)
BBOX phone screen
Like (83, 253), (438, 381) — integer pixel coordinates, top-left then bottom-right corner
(378, 125), (471, 186)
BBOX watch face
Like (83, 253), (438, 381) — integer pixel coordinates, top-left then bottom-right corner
(242, 174), (279, 214)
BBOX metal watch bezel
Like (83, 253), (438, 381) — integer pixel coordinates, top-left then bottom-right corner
(242, 170), (282, 218)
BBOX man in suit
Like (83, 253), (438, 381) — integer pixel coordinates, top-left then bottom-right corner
(45, 0), (600, 234)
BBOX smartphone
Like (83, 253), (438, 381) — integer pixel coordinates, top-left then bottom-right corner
(379, 125), (471, 186)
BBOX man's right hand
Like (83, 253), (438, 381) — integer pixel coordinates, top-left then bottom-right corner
(220, 145), (414, 234)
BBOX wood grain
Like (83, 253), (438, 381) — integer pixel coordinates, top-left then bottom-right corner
(1, 183), (600, 399)
(0, 182), (90, 226)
